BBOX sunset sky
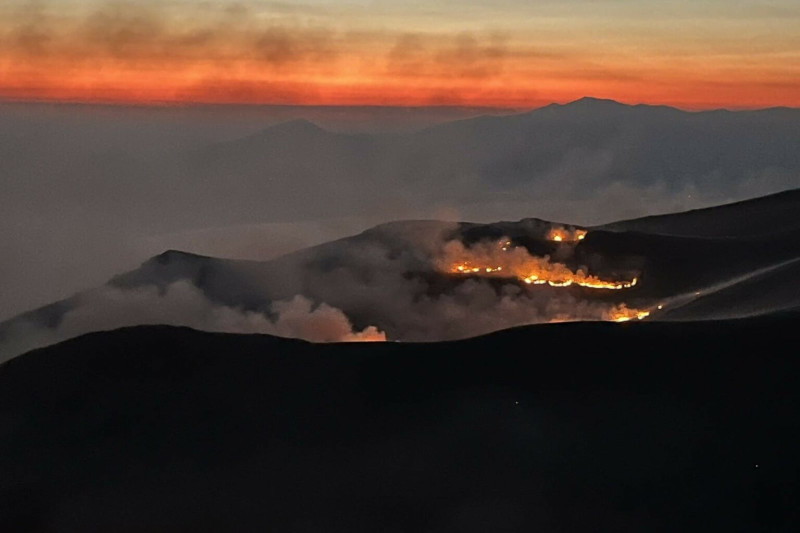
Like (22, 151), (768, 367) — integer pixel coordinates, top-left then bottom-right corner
(2, 0), (799, 109)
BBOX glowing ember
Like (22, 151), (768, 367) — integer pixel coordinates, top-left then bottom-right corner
(443, 238), (638, 291)
(435, 237), (653, 324)
(609, 306), (651, 322)
(343, 326), (388, 342)
(547, 227), (588, 243)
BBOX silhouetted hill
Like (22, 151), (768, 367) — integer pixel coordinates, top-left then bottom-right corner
(600, 188), (800, 237)
(2, 190), (799, 359)
(2, 317), (798, 531)
(660, 257), (800, 320)
(182, 98), (800, 224)
(3, 98), (799, 322)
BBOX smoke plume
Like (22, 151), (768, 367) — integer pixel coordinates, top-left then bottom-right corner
(0, 282), (384, 362)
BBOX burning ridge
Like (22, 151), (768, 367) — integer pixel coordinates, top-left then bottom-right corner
(435, 232), (651, 323)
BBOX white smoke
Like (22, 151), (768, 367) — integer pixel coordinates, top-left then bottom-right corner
(268, 296), (386, 343)
(0, 281), (384, 362)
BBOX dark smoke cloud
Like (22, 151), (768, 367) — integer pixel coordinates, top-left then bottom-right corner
(1, 1), (341, 68)
(2, 2), (509, 75)
(386, 31), (509, 79)
(81, 5), (167, 60)
(252, 26), (338, 67)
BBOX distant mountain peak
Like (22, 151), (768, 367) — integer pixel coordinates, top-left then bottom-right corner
(530, 97), (690, 118)
(573, 96), (623, 104)
(152, 249), (211, 265)
(266, 118), (326, 134)
(528, 97), (636, 118)
(564, 96), (628, 108)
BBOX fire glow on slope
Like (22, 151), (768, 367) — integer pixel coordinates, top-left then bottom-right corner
(444, 239), (638, 291)
(547, 227), (587, 243)
(438, 237), (651, 323)
(608, 306), (651, 322)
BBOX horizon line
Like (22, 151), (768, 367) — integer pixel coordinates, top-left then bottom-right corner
(2, 95), (798, 114)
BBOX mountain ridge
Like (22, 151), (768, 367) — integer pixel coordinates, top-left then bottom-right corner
(2, 315), (798, 531)
(1, 189), (798, 361)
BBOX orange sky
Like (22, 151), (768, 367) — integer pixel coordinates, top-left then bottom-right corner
(2, 1), (799, 109)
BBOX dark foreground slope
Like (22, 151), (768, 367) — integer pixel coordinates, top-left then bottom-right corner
(2, 317), (798, 532)
(600, 188), (800, 238)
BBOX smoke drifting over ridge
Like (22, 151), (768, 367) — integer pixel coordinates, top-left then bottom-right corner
(0, 99), (798, 324)
(4, 181), (800, 362)
(0, 282), (385, 360)
(1, 219), (661, 361)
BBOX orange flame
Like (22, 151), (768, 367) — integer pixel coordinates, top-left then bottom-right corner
(608, 306), (651, 322)
(442, 238), (637, 291)
(343, 326), (388, 342)
(547, 227), (587, 243)
(437, 237), (653, 324)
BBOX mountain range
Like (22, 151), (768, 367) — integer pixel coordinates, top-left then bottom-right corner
(2, 188), (799, 361)
(1, 113), (799, 529)
(3, 97), (799, 322)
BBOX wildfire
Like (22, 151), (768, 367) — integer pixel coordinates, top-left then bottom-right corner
(343, 326), (388, 342)
(547, 227), (587, 243)
(436, 237), (654, 324)
(444, 239), (638, 291)
(608, 306), (651, 322)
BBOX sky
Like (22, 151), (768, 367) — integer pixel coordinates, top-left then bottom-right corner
(0, 1), (798, 324)
(2, 0), (799, 109)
